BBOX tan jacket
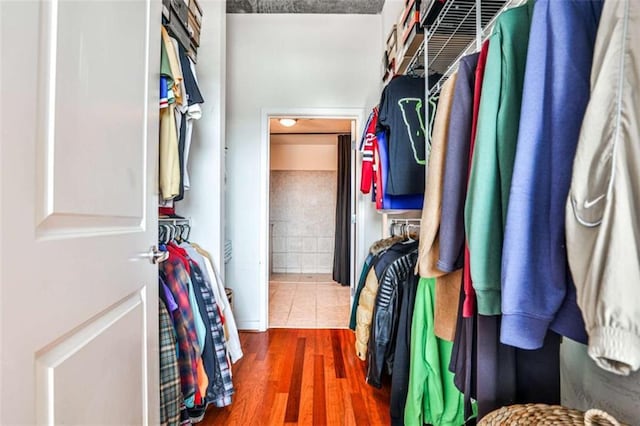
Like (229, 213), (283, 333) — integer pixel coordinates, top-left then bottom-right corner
(566, 0), (640, 376)
(417, 73), (461, 341)
(354, 236), (403, 360)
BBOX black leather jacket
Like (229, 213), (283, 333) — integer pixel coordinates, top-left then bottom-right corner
(366, 245), (419, 388)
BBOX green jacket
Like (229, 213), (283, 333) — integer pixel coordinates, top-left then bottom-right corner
(464, 1), (535, 315)
(404, 278), (471, 426)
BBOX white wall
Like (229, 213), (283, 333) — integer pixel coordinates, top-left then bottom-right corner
(270, 134), (337, 171)
(180, 0), (226, 275)
(226, 13), (382, 330)
(381, 0), (405, 59)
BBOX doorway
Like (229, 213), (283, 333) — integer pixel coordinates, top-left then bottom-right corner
(266, 116), (354, 328)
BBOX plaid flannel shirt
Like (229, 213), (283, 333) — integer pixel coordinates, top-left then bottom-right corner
(159, 299), (181, 426)
(189, 260), (235, 407)
(160, 257), (200, 401)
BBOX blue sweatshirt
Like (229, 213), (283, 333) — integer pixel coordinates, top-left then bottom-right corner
(500, 0), (603, 349)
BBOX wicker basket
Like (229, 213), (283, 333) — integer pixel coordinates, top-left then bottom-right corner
(478, 403), (624, 426)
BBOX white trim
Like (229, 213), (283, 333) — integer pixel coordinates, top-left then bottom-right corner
(259, 107), (365, 331)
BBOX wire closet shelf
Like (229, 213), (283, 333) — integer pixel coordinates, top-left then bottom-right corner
(406, 0), (523, 92)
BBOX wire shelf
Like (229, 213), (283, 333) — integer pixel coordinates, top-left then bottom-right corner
(405, 0), (517, 79)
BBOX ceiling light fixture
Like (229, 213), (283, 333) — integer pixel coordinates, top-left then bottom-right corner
(279, 118), (297, 127)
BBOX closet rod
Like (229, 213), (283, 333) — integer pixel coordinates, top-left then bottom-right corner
(389, 218), (422, 226)
(159, 217), (191, 225)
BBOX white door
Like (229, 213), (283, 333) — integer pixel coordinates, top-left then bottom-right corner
(1, 0), (161, 424)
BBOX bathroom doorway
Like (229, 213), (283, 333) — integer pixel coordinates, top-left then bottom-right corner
(268, 117), (353, 328)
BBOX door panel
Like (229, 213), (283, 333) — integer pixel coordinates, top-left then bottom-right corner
(36, 0), (150, 234)
(1, 0), (161, 424)
(36, 292), (145, 425)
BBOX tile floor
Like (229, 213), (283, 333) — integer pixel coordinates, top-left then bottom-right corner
(269, 273), (351, 328)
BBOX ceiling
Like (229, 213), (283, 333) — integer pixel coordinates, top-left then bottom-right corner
(270, 118), (352, 135)
(227, 0), (385, 14)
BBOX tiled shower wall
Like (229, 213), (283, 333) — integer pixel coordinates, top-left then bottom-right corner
(270, 171), (336, 274)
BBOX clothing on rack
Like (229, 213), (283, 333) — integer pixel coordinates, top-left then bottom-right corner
(378, 75), (428, 196)
(349, 252), (375, 331)
(449, 279), (476, 421)
(415, 72), (462, 342)
(437, 52), (479, 275)
(359, 107), (379, 195)
(355, 0), (640, 420)
(462, 39), (490, 320)
(158, 26), (205, 204)
(376, 131), (425, 210)
(390, 272), (419, 426)
(160, 38), (181, 201)
(187, 258), (234, 408)
(404, 277), (468, 426)
(475, 316), (561, 419)
(182, 58), (204, 191)
(501, 0), (602, 350)
(160, 255), (201, 407)
(566, 0), (640, 376)
(353, 236), (409, 361)
(162, 26), (184, 104)
(417, 72), (457, 279)
(174, 44), (204, 200)
(190, 242), (243, 363)
(366, 242), (419, 388)
(464, 0), (535, 316)
(157, 222), (242, 422)
(447, 45), (489, 423)
(159, 299), (182, 426)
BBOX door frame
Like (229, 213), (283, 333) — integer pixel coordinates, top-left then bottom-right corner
(259, 107), (365, 331)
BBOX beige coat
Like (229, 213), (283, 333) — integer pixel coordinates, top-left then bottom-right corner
(566, 0), (640, 376)
(416, 73), (462, 342)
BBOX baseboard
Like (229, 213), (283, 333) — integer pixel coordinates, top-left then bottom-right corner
(236, 319), (264, 331)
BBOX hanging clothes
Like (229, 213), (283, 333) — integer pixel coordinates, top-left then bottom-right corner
(174, 44), (205, 200)
(359, 108), (379, 195)
(378, 75), (428, 196)
(159, 299), (182, 426)
(190, 242), (243, 363)
(375, 131), (424, 210)
(566, 0), (640, 376)
(437, 52), (479, 274)
(404, 277), (468, 426)
(158, 231), (240, 421)
(349, 252), (376, 331)
(464, 0), (535, 316)
(462, 39), (490, 320)
(390, 273), (420, 426)
(159, 28), (183, 201)
(353, 236), (405, 360)
(366, 242), (419, 388)
(186, 257), (234, 408)
(449, 41), (491, 425)
(501, 0), (602, 350)
(180, 51), (204, 193)
(160, 257), (200, 407)
(415, 72), (462, 343)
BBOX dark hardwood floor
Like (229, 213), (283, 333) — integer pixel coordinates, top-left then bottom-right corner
(201, 329), (391, 425)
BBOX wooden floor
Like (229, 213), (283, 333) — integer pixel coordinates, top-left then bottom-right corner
(201, 329), (391, 425)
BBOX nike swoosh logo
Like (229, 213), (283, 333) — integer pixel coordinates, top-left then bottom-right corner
(584, 194), (606, 209)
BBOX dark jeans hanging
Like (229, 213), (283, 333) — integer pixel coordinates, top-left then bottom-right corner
(332, 134), (351, 286)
